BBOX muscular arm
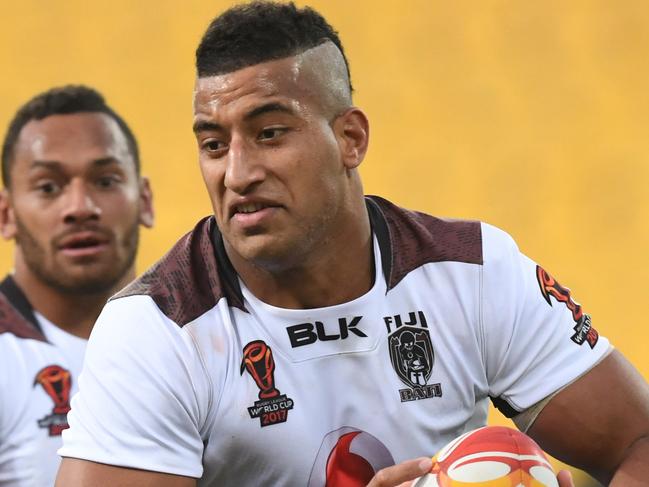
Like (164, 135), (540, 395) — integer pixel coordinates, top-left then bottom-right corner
(528, 350), (649, 485)
(56, 458), (196, 487)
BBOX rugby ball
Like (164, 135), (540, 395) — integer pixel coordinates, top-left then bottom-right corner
(414, 426), (558, 487)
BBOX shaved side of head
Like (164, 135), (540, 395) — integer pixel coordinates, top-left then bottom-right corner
(294, 42), (353, 120)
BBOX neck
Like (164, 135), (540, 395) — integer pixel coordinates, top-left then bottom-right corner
(228, 200), (373, 309)
(12, 257), (135, 339)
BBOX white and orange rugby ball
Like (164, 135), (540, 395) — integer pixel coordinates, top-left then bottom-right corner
(414, 426), (558, 487)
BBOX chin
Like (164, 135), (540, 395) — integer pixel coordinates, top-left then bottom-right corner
(233, 237), (298, 270)
(52, 261), (131, 295)
(49, 274), (121, 295)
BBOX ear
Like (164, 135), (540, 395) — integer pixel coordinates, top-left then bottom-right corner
(333, 108), (370, 170)
(137, 177), (154, 228)
(0, 189), (17, 240)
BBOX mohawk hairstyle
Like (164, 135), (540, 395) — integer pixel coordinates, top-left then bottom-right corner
(196, 1), (353, 93)
(1, 85), (139, 188)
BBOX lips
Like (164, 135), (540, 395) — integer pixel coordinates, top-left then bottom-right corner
(228, 198), (283, 230)
(56, 231), (111, 258)
(228, 198), (282, 219)
(235, 202), (270, 215)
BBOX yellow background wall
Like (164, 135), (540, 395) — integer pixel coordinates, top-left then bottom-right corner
(1, 1), (648, 484)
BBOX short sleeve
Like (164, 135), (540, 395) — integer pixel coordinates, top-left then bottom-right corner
(481, 223), (610, 416)
(58, 295), (211, 478)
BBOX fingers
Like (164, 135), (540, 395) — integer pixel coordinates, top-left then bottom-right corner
(557, 470), (574, 487)
(366, 457), (433, 487)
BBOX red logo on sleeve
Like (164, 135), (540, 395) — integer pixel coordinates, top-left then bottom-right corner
(536, 266), (599, 348)
(34, 365), (72, 436)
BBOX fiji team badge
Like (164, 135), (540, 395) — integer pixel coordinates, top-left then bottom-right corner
(240, 340), (294, 427)
(384, 310), (442, 402)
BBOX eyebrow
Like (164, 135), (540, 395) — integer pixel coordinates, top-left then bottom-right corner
(91, 157), (121, 167)
(192, 120), (222, 134)
(192, 102), (296, 134)
(30, 157), (122, 171)
(243, 102), (295, 121)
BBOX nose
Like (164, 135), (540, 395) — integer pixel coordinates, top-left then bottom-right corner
(62, 179), (101, 224)
(223, 137), (266, 194)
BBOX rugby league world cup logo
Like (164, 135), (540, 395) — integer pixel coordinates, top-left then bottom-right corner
(34, 364), (72, 436)
(240, 340), (294, 427)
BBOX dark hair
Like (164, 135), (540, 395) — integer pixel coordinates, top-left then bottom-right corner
(1, 85), (139, 188)
(196, 1), (352, 92)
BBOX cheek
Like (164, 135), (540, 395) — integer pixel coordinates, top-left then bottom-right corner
(13, 201), (56, 235)
(285, 135), (342, 193)
(13, 215), (52, 254)
(199, 162), (229, 225)
(199, 161), (225, 193)
(97, 193), (140, 225)
(301, 153), (345, 204)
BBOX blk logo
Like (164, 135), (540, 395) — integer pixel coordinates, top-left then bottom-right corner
(286, 316), (366, 348)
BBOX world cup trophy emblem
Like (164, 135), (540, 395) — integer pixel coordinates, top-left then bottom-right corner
(240, 340), (279, 399)
(240, 340), (294, 427)
(34, 364), (72, 435)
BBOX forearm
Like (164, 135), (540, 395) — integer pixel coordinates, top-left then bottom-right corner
(55, 458), (197, 487)
(609, 436), (649, 486)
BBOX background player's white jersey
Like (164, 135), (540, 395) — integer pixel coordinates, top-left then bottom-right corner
(0, 277), (86, 487)
(60, 196), (609, 486)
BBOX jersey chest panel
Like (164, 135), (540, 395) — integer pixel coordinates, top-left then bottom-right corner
(194, 261), (489, 486)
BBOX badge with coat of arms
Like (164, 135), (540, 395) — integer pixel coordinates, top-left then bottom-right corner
(388, 327), (442, 402)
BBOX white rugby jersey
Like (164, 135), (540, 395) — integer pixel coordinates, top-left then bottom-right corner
(0, 277), (86, 487)
(60, 196), (609, 486)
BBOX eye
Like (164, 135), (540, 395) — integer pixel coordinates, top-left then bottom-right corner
(36, 181), (61, 196)
(201, 139), (227, 154)
(258, 127), (287, 141)
(96, 175), (121, 189)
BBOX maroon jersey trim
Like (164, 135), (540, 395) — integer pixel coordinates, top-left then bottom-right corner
(367, 196), (483, 291)
(0, 276), (47, 342)
(114, 198), (483, 327)
(112, 216), (246, 326)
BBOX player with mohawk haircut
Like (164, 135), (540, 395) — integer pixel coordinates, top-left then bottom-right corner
(57, 3), (649, 486)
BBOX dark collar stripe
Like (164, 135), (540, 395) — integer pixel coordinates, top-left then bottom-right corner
(112, 216), (245, 327)
(366, 195), (483, 291)
(0, 276), (47, 342)
(115, 197), (483, 327)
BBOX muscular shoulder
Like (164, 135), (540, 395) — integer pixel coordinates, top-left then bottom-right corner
(366, 196), (484, 290)
(479, 222), (522, 264)
(112, 216), (244, 327)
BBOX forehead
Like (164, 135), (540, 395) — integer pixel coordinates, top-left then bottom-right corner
(193, 56), (317, 119)
(14, 112), (131, 164)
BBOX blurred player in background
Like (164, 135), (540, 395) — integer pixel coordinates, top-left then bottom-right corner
(0, 85), (153, 486)
(57, 3), (649, 486)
